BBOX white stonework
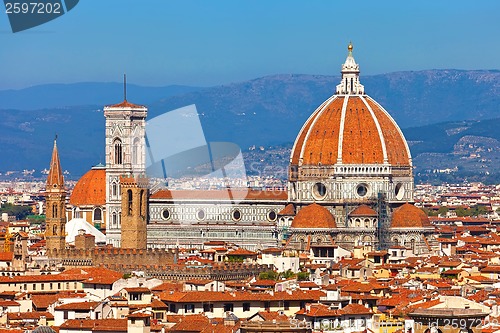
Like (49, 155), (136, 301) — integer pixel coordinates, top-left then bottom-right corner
(104, 102), (147, 247)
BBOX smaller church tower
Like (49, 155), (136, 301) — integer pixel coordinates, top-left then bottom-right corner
(45, 138), (67, 255)
(120, 175), (148, 249)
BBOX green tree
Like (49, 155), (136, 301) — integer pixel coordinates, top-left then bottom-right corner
(422, 208), (438, 216)
(470, 205), (487, 217)
(455, 207), (469, 217)
(0, 203), (33, 220)
(297, 272), (310, 281)
(259, 270), (278, 280)
(437, 206), (449, 216)
(279, 269), (295, 280)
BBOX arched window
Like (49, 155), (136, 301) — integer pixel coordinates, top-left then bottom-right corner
(52, 204), (58, 218)
(52, 224), (57, 236)
(139, 190), (144, 217)
(112, 182), (118, 197)
(132, 137), (140, 166)
(127, 190), (133, 216)
(112, 212), (117, 227)
(113, 138), (123, 165)
(93, 208), (102, 221)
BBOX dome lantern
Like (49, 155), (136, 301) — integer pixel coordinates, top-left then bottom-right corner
(336, 42), (365, 95)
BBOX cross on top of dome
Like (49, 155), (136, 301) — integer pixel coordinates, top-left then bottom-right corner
(335, 42), (365, 95)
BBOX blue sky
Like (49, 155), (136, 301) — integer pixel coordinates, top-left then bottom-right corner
(0, 0), (499, 89)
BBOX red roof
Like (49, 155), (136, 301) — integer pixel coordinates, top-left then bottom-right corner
(32, 292), (86, 310)
(291, 203), (336, 229)
(350, 204), (378, 217)
(227, 248), (257, 256)
(278, 204), (295, 216)
(159, 290), (324, 303)
(0, 252), (13, 261)
(150, 189), (287, 201)
(106, 100), (146, 109)
(290, 95), (411, 167)
(60, 319), (127, 331)
(69, 167), (106, 206)
(391, 203), (432, 228)
(55, 301), (100, 310)
(7, 311), (54, 320)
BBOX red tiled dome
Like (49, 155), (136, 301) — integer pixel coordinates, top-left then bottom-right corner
(290, 95), (411, 167)
(349, 204), (378, 217)
(291, 203), (336, 229)
(390, 203), (431, 228)
(69, 167), (106, 206)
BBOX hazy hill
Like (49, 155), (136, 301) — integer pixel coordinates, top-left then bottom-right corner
(0, 69), (499, 179)
(0, 83), (202, 110)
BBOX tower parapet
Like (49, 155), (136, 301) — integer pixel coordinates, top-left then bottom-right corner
(120, 174), (149, 250)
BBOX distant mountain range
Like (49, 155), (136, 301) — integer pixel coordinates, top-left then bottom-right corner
(0, 69), (499, 182)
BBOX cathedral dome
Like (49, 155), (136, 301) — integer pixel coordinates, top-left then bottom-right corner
(290, 44), (411, 170)
(349, 204), (378, 217)
(69, 166), (106, 206)
(390, 203), (431, 228)
(291, 203), (337, 229)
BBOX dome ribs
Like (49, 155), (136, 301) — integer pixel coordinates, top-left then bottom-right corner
(290, 96), (337, 165)
(365, 98), (411, 166)
(297, 97), (343, 166)
(342, 97), (383, 164)
(290, 94), (411, 169)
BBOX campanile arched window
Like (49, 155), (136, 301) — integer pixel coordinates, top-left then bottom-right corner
(113, 138), (123, 165)
(132, 137), (140, 166)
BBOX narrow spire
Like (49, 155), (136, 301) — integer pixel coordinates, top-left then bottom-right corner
(124, 73), (127, 101)
(47, 137), (65, 189)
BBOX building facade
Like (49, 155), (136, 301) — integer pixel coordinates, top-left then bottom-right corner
(66, 43), (435, 253)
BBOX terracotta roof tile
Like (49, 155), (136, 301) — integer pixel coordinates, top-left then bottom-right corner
(290, 95), (411, 167)
(54, 301), (100, 310)
(291, 203), (336, 229)
(31, 292), (85, 310)
(296, 303), (339, 317)
(278, 203), (295, 216)
(7, 311), (54, 320)
(159, 290), (324, 303)
(106, 100), (146, 109)
(391, 203), (432, 228)
(69, 167), (106, 206)
(150, 189), (287, 201)
(59, 319), (127, 331)
(0, 252), (13, 261)
(340, 303), (373, 315)
(227, 248), (257, 256)
(349, 204), (378, 217)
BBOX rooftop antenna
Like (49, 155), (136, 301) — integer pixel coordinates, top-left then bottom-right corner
(123, 73), (127, 101)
